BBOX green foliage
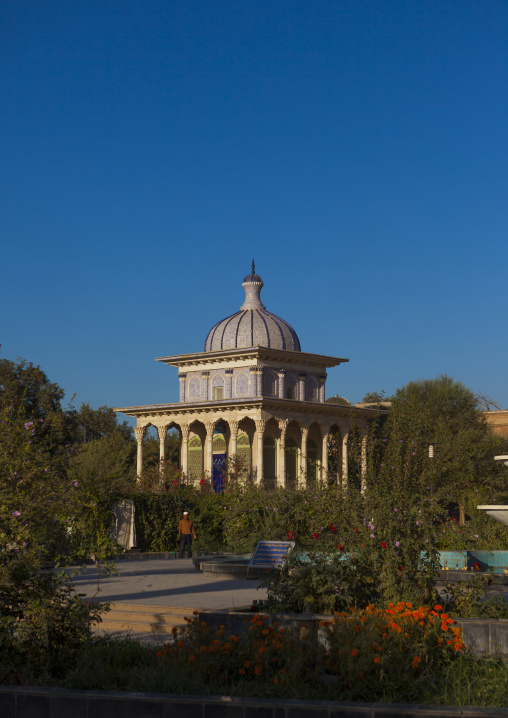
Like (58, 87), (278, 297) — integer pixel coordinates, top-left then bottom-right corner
(70, 402), (133, 443)
(442, 573), (508, 619)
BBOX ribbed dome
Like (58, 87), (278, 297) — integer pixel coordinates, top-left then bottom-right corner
(325, 394), (351, 407)
(204, 262), (301, 352)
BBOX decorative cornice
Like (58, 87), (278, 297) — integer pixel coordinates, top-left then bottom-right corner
(155, 347), (348, 370)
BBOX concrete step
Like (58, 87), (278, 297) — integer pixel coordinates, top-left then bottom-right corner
(96, 603), (195, 637)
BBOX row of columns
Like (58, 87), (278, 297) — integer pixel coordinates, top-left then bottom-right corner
(134, 419), (368, 489)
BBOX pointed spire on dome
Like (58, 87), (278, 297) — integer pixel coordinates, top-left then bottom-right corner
(204, 264), (301, 352)
(241, 261), (265, 310)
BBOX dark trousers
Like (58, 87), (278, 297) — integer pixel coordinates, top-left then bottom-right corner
(179, 534), (192, 558)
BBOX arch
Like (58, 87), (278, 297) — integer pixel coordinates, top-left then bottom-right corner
(285, 372), (298, 400)
(188, 434), (203, 482)
(235, 372), (249, 396)
(307, 437), (318, 484)
(305, 376), (319, 402)
(212, 373), (225, 401)
(188, 376), (201, 399)
(285, 436), (298, 489)
(263, 370), (278, 397)
(263, 434), (277, 489)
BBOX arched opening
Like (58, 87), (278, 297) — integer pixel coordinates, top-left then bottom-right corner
(212, 374), (225, 401)
(188, 435), (204, 482)
(307, 437), (318, 485)
(263, 370), (278, 397)
(212, 422), (227, 492)
(235, 431), (252, 481)
(285, 436), (298, 489)
(285, 373), (298, 400)
(305, 376), (319, 402)
(235, 372), (249, 396)
(263, 434), (277, 489)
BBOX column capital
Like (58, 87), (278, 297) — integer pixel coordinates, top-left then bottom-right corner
(157, 425), (168, 442)
(134, 426), (147, 442)
(255, 418), (266, 433)
(278, 418), (289, 434)
(301, 426), (309, 438)
(277, 368), (286, 375)
(225, 368), (234, 375)
(180, 424), (190, 439)
(229, 420), (239, 434)
(319, 374), (327, 381)
(178, 373), (187, 380)
(205, 421), (216, 433)
(202, 370), (210, 377)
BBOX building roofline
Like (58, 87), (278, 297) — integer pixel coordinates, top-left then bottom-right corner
(114, 397), (385, 419)
(155, 346), (348, 369)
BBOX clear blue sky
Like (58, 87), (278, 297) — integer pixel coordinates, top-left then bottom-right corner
(2, 0), (507, 420)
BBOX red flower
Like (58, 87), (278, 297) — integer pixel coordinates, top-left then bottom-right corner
(353, 527), (358, 532)
(172, 480), (178, 485)
(287, 531), (295, 539)
(313, 532), (319, 540)
(199, 479), (206, 485)
(338, 544), (344, 551)
(472, 562), (481, 572)
(329, 523), (336, 532)
(381, 541), (387, 549)
(398, 565), (404, 572)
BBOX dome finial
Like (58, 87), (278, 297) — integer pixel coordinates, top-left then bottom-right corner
(251, 259), (255, 274)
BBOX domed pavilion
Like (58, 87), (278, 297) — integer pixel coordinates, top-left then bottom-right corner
(116, 263), (378, 491)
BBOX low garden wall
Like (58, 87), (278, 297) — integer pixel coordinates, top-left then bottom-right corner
(1, 686), (508, 718)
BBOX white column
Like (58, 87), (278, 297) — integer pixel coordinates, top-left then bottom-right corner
(300, 427), (308, 488)
(157, 425), (168, 463)
(321, 432), (329, 484)
(319, 375), (326, 403)
(341, 429), (349, 491)
(205, 421), (215, 477)
(255, 419), (266, 484)
(134, 426), (146, 480)
(178, 373), (187, 402)
(180, 425), (189, 478)
(228, 420), (238, 460)
(298, 373), (306, 401)
(278, 419), (288, 488)
(278, 369), (286, 399)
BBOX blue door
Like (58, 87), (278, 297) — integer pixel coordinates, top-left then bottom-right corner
(212, 454), (226, 493)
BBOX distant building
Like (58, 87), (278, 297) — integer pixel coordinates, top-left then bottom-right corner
(483, 411), (508, 439)
(116, 264), (379, 491)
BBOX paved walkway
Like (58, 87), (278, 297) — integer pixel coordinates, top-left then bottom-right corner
(70, 557), (267, 611)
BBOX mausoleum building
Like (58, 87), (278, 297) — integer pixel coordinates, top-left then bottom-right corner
(116, 264), (378, 491)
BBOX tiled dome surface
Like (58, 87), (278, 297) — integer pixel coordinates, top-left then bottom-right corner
(204, 264), (301, 352)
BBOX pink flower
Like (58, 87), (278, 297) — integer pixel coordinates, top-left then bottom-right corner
(72, 480), (78, 487)
(313, 532), (319, 540)
(12, 511), (21, 518)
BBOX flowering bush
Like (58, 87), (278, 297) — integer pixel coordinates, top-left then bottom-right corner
(153, 605), (465, 701)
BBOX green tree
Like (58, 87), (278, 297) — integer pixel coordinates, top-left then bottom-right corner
(71, 402), (133, 443)
(376, 376), (508, 523)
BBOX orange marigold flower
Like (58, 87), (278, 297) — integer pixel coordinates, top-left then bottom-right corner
(254, 665), (263, 675)
(244, 660), (252, 668)
(177, 640), (184, 648)
(217, 630), (224, 636)
(259, 647), (266, 654)
(412, 656), (422, 669)
(351, 648), (358, 657)
(374, 656), (380, 663)
(155, 651), (162, 658)
(405, 602), (413, 608)
(188, 655), (195, 663)
(239, 669), (246, 675)
(213, 639), (220, 645)
(262, 629), (269, 635)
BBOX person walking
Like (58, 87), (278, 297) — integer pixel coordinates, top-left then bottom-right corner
(177, 510), (197, 558)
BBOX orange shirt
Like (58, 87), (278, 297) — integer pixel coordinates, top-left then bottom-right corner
(177, 517), (197, 538)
